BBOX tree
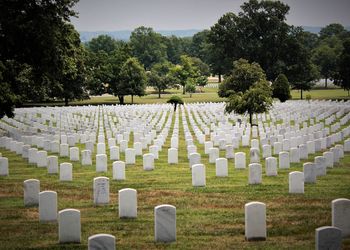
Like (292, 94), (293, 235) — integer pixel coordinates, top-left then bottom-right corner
(164, 35), (192, 65)
(312, 44), (338, 88)
(129, 26), (167, 70)
(48, 24), (88, 106)
(86, 38), (131, 97)
(116, 57), (147, 104)
(272, 74), (291, 102)
(208, 12), (240, 78)
(86, 35), (119, 54)
(225, 80), (273, 125)
(147, 61), (175, 98)
(291, 62), (319, 100)
(167, 95), (184, 111)
(171, 55), (200, 94)
(208, 0), (313, 82)
(0, 62), (18, 118)
(185, 80), (196, 98)
(0, 0), (84, 116)
(334, 39), (350, 95)
(319, 23), (349, 40)
(218, 59), (266, 98)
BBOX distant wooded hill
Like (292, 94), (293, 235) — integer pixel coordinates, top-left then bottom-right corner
(79, 29), (202, 42)
(79, 26), (350, 43)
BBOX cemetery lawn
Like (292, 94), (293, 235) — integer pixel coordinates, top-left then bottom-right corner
(22, 87), (350, 107)
(1, 108), (350, 249)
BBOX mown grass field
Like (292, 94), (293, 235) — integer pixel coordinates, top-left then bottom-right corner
(0, 105), (350, 249)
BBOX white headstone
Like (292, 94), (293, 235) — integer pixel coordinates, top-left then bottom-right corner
(96, 154), (107, 172)
(125, 148), (136, 165)
(154, 204), (176, 243)
(332, 198), (350, 237)
(28, 148), (38, 164)
(0, 157), (9, 176)
(225, 145), (235, 159)
(39, 191), (57, 222)
(289, 171), (304, 194)
(245, 202), (266, 241)
(112, 161), (125, 180)
(118, 188), (137, 218)
(265, 157), (277, 176)
(209, 147), (219, 163)
(69, 147), (80, 162)
(290, 147), (300, 163)
(23, 179), (40, 207)
(216, 158), (228, 177)
(168, 148), (178, 164)
(204, 141), (213, 154)
(60, 162), (73, 181)
(60, 144), (69, 157)
(249, 163), (262, 184)
(250, 148), (260, 163)
(107, 146), (119, 161)
(58, 209), (81, 243)
(37, 151), (48, 167)
(279, 151), (290, 169)
(323, 151), (334, 168)
(81, 150), (92, 166)
(192, 164), (206, 187)
(315, 156), (327, 177)
(143, 153), (154, 171)
(273, 142), (282, 155)
(189, 153), (201, 169)
(303, 162), (316, 183)
(97, 143), (106, 155)
(47, 155), (58, 174)
(235, 152), (246, 169)
(88, 234), (116, 250)
(315, 226), (342, 250)
(93, 177), (109, 205)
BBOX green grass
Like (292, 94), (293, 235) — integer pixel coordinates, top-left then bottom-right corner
(0, 106), (350, 249)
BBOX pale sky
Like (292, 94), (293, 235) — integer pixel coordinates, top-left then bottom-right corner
(71, 0), (350, 31)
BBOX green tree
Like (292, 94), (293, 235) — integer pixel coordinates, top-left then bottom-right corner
(334, 39), (350, 95)
(116, 57), (147, 104)
(319, 23), (350, 40)
(185, 80), (196, 98)
(208, 12), (240, 79)
(171, 55), (200, 94)
(147, 61), (175, 98)
(86, 35), (119, 54)
(312, 44), (338, 88)
(167, 95), (184, 111)
(272, 74), (291, 102)
(219, 59), (266, 97)
(86, 38), (131, 97)
(130, 26), (167, 70)
(225, 80), (273, 125)
(0, 0), (85, 115)
(208, 0), (312, 82)
(0, 62), (18, 118)
(49, 24), (88, 106)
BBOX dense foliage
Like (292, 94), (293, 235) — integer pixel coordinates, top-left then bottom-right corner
(272, 74), (291, 102)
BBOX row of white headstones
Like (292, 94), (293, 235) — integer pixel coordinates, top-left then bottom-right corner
(0, 99), (347, 246)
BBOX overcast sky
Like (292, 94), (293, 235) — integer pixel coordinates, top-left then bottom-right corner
(71, 0), (350, 31)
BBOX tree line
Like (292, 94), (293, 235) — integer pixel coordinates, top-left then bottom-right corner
(1, 0), (350, 119)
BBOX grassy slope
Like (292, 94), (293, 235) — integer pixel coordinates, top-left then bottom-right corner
(0, 104), (350, 249)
